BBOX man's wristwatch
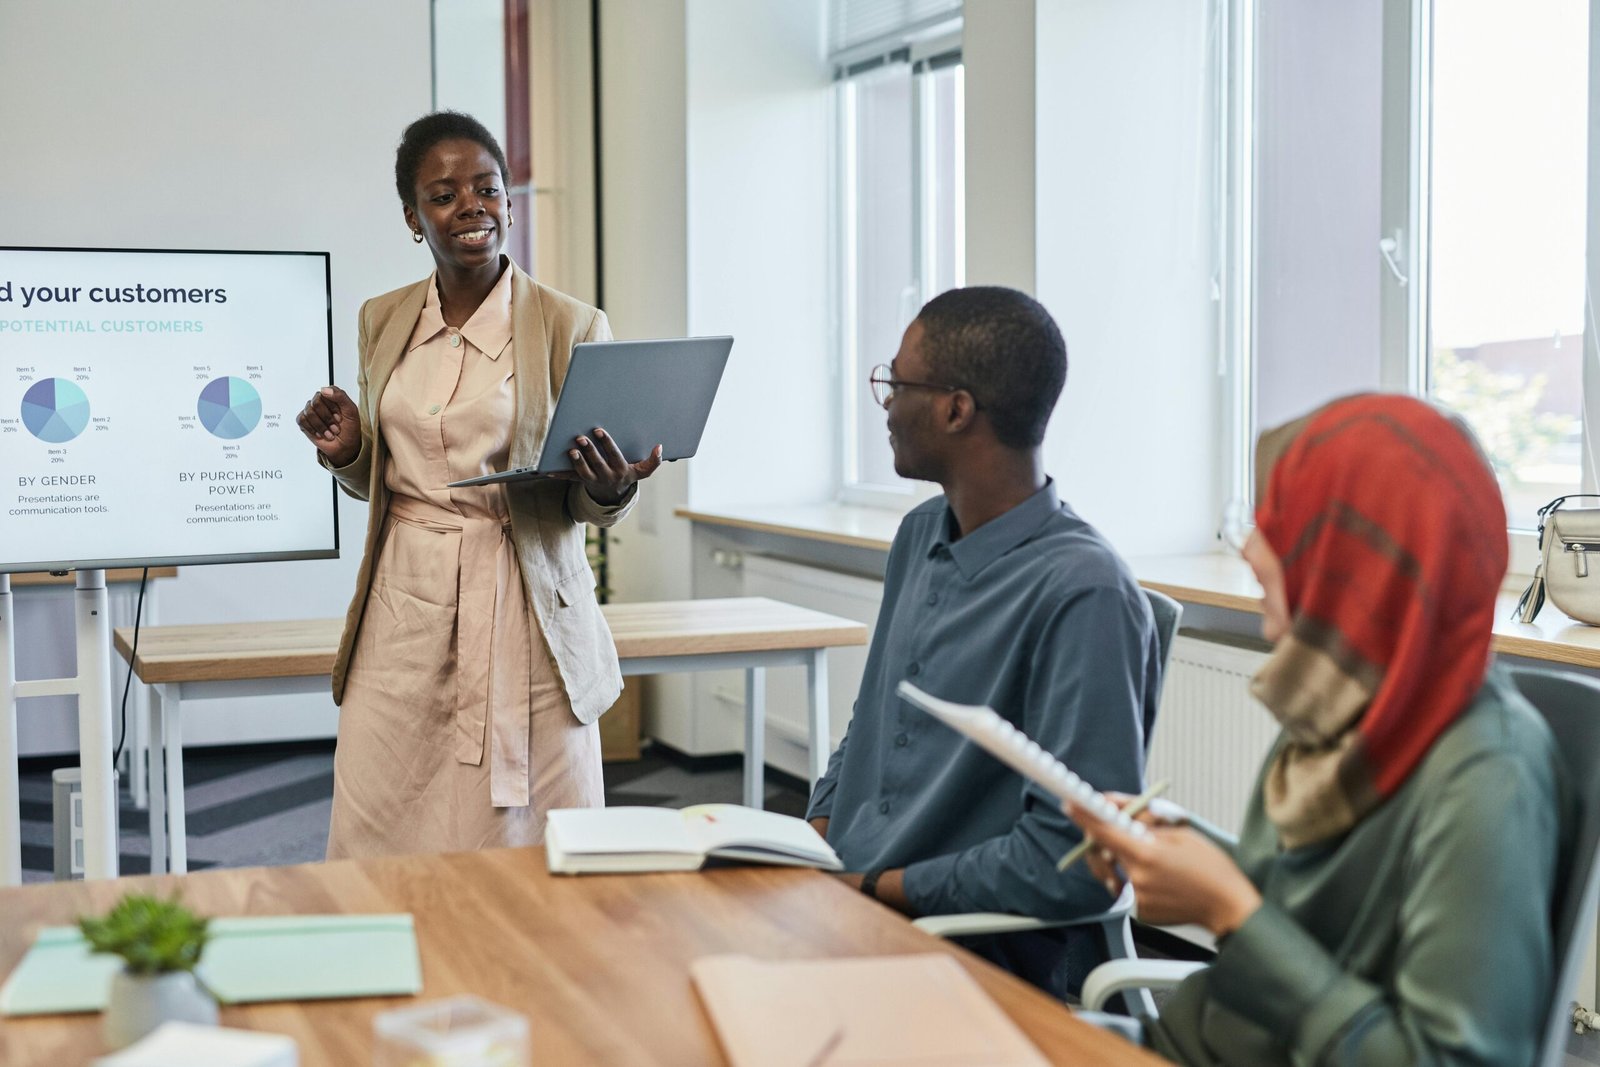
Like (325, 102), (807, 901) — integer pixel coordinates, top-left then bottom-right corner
(860, 868), (885, 900)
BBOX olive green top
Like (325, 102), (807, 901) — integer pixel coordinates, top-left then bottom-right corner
(1149, 665), (1571, 1067)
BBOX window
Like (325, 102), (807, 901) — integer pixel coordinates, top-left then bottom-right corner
(1425, 0), (1590, 525)
(1228, 0), (1597, 557)
(832, 1), (964, 502)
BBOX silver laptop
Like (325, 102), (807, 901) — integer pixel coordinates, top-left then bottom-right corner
(448, 335), (733, 487)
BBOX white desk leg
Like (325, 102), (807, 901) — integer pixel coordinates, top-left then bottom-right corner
(147, 684), (167, 876)
(806, 649), (829, 786)
(129, 584), (158, 812)
(744, 667), (766, 809)
(163, 684), (188, 874)
(75, 571), (117, 880)
(129, 671), (149, 811)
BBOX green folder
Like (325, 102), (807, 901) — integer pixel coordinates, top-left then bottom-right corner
(0, 914), (422, 1016)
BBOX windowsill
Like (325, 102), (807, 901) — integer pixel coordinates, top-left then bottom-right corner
(672, 510), (1600, 672)
(1134, 553), (1600, 671)
(675, 503), (903, 552)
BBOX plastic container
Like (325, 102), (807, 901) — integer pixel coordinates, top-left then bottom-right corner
(372, 995), (529, 1067)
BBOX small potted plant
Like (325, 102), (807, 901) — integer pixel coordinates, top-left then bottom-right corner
(79, 893), (218, 1049)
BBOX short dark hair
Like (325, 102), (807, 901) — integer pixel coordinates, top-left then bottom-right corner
(394, 111), (511, 206)
(916, 286), (1067, 449)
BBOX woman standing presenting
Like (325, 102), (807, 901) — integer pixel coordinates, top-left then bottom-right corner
(297, 112), (660, 858)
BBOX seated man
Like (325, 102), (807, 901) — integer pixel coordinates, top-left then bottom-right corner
(806, 285), (1160, 996)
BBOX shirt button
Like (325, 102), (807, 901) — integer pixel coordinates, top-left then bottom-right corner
(448, 331), (462, 348)
(926, 592), (938, 606)
(427, 403), (441, 415)
(895, 733), (908, 747)
(878, 801), (890, 814)
(907, 662), (921, 676)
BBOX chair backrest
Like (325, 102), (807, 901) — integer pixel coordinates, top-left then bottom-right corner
(1144, 589), (1183, 695)
(1507, 668), (1600, 1067)
(1141, 588), (1183, 756)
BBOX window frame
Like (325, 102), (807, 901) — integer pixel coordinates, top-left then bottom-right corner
(1222, 0), (1599, 577)
(834, 30), (965, 510)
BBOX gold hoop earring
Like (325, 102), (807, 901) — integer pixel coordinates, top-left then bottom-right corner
(411, 231), (424, 244)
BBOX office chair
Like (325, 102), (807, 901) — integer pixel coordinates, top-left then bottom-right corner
(913, 588), (1182, 1017)
(1081, 666), (1600, 1067)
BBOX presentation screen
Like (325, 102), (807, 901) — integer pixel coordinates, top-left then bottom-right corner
(0, 246), (338, 573)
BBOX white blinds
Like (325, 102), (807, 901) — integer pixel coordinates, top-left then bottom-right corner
(829, 0), (962, 68)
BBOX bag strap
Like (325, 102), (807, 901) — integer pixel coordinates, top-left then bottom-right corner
(1538, 494), (1600, 518)
(1535, 495), (1600, 550)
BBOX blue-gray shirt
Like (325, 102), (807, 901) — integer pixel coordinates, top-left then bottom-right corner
(806, 481), (1160, 918)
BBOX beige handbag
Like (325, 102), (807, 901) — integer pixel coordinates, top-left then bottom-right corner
(1516, 495), (1600, 626)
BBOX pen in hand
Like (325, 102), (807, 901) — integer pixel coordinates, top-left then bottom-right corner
(1056, 779), (1171, 873)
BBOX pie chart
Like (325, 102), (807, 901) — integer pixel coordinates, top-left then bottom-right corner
(197, 376), (262, 439)
(20, 378), (91, 443)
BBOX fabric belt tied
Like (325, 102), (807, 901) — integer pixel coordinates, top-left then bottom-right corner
(387, 493), (531, 807)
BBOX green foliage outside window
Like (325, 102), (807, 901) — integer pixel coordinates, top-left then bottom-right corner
(1431, 347), (1577, 487)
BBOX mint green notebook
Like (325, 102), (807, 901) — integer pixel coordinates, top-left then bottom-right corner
(0, 914), (422, 1016)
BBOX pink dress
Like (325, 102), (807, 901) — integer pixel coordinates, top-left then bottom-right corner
(326, 267), (603, 859)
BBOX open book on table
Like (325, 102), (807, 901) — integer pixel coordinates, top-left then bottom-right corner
(545, 804), (843, 874)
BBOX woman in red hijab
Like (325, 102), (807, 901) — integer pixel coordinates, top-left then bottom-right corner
(1073, 394), (1572, 1065)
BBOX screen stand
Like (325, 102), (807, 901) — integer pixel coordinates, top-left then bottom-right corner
(0, 574), (17, 885)
(0, 570), (118, 886)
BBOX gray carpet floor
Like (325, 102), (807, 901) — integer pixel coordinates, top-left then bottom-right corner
(17, 742), (809, 883)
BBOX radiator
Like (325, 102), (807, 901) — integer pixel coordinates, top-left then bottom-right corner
(1145, 633), (1281, 836)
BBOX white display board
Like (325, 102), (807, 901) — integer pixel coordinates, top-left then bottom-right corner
(0, 247), (338, 572)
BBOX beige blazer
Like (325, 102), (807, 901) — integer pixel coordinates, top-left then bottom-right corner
(325, 265), (634, 725)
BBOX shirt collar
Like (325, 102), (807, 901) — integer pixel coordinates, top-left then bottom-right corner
(406, 258), (514, 360)
(930, 479), (1064, 579)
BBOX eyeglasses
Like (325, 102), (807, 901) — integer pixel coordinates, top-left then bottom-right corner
(868, 363), (975, 410)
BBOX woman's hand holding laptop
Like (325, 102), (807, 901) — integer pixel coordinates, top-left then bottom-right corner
(544, 426), (663, 505)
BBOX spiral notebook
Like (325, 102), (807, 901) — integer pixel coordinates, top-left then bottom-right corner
(0, 914), (422, 1016)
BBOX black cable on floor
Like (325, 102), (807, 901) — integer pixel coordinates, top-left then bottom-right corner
(111, 567), (149, 770)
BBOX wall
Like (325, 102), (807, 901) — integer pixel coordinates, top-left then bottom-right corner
(962, 0), (1036, 292)
(434, 0), (510, 145)
(599, 0), (831, 752)
(595, 0), (690, 611)
(595, 0), (696, 743)
(529, 0), (600, 303)
(0, 0), (433, 747)
(1033, 0), (1221, 555)
(684, 0), (833, 513)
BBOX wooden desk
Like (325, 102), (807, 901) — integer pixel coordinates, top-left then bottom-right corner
(113, 598), (869, 874)
(0, 850), (1161, 1066)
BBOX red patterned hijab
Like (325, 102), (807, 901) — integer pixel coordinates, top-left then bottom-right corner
(1250, 394), (1506, 848)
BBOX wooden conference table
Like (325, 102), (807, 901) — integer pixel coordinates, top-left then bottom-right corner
(0, 849), (1163, 1066)
(114, 598), (869, 874)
